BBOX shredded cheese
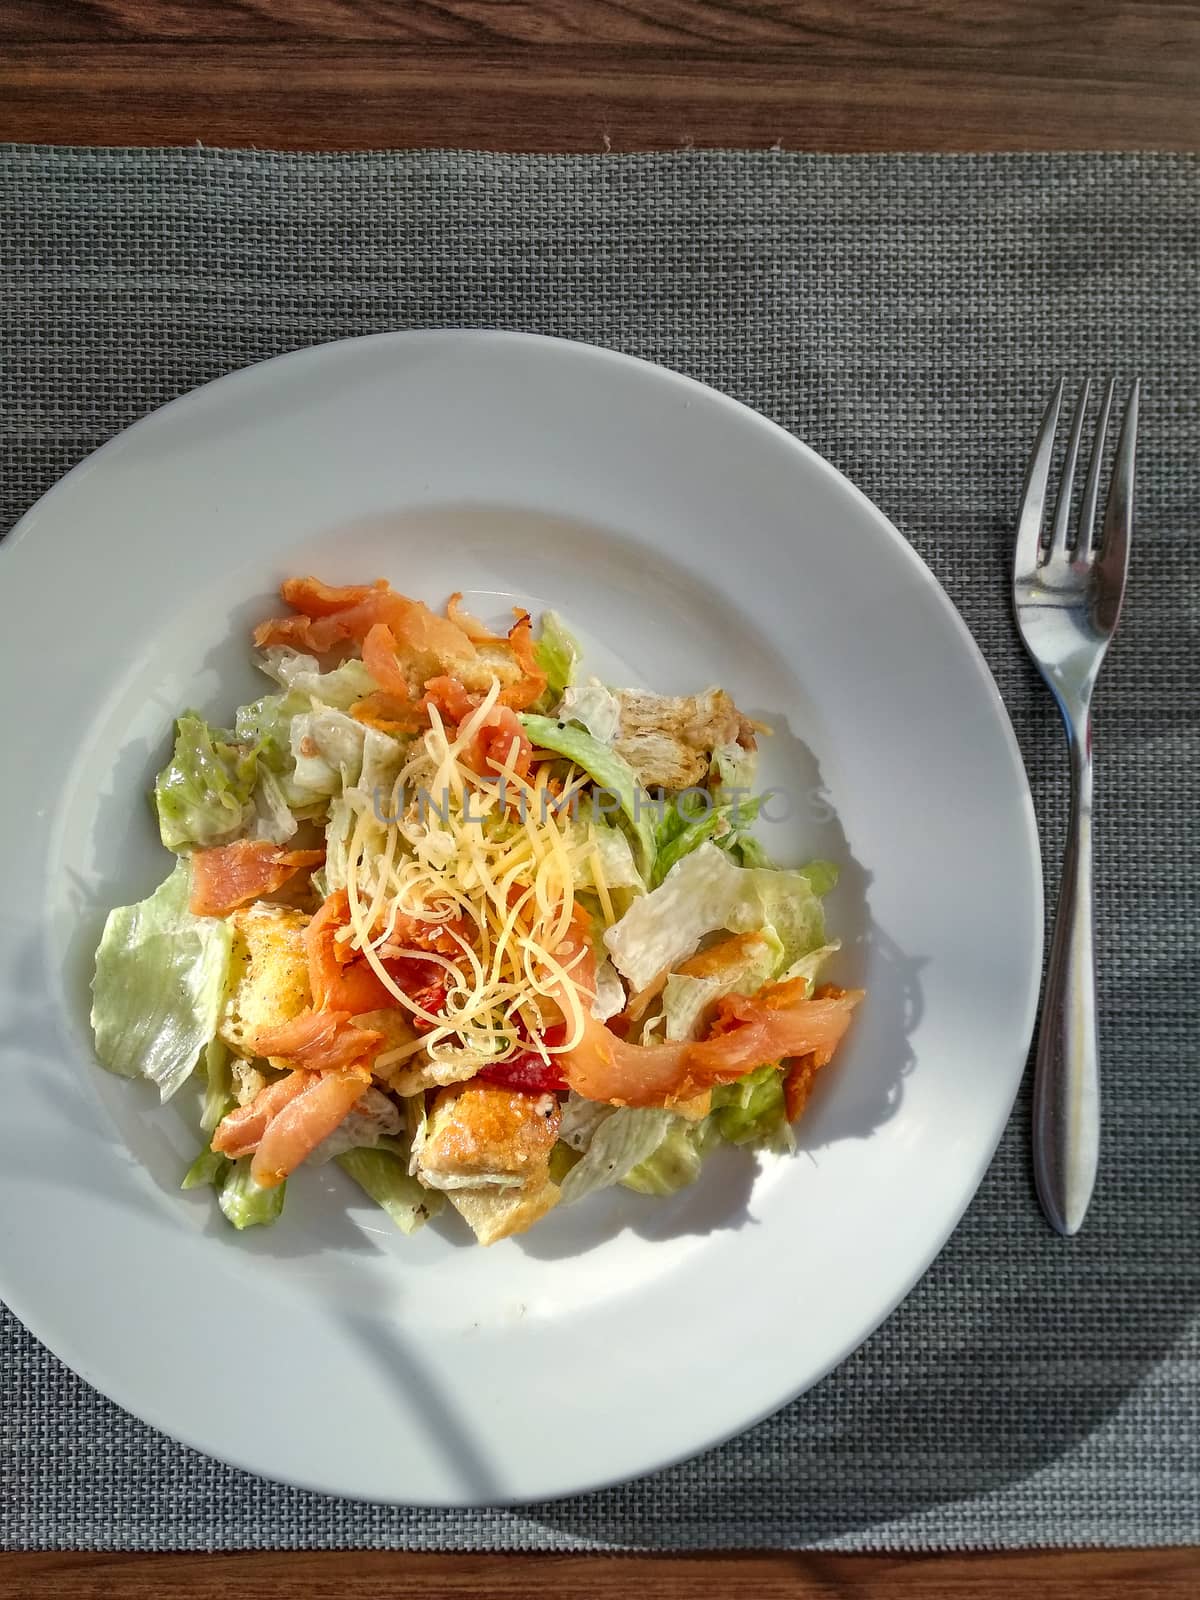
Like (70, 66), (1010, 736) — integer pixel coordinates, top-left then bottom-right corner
(335, 679), (600, 1074)
(588, 842), (616, 929)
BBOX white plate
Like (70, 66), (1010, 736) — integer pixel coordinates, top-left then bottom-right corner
(0, 332), (1042, 1504)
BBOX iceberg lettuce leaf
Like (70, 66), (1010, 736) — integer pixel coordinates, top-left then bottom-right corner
(622, 1122), (705, 1195)
(532, 612), (579, 703)
(218, 1159), (286, 1229)
(710, 1064), (792, 1151)
(259, 648), (376, 711)
(604, 842), (831, 991)
(289, 707), (368, 798)
(336, 1142), (444, 1234)
(154, 713), (258, 851)
(557, 682), (621, 744)
(519, 714), (656, 872)
(91, 859), (233, 1102)
(557, 1105), (675, 1203)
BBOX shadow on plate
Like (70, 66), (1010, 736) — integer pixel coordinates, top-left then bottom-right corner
(339, 1306), (508, 1502)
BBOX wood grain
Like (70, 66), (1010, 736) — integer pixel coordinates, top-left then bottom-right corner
(2, 1), (1199, 150)
(0, 1548), (1197, 1597)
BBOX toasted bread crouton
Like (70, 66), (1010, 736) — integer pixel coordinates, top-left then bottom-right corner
(447, 1177), (562, 1246)
(218, 903), (311, 1059)
(417, 1083), (561, 1191)
(350, 1007), (421, 1063)
(449, 642), (525, 699)
(417, 1082), (563, 1244)
(613, 687), (753, 790)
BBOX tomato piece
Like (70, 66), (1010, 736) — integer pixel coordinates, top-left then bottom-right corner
(479, 1056), (569, 1094)
(378, 955), (450, 1031)
(479, 1023), (568, 1093)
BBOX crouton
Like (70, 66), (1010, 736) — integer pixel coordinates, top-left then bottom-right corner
(417, 1083), (561, 1189)
(415, 1082), (563, 1244)
(350, 1008), (420, 1061)
(218, 903), (311, 1059)
(613, 687), (753, 790)
(447, 1177), (562, 1246)
(451, 642), (525, 699)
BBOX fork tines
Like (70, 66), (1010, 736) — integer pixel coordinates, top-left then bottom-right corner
(1015, 378), (1141, 581)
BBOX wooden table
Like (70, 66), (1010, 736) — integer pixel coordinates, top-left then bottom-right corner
(3, 3), (1198, 1595)
(3, 0), (1200, 151)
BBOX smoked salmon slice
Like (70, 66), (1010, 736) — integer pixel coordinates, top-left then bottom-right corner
(548, 921), (861, 1111)
(254, 578), (546, 716)
(498, 609), (548, 711)
(250, 1069), (370, 1188)
(254, 578), (477, 662)
(305, 891), (396, 1014)
(253, 1009), (383, 1073)
(211, 1070), (313, 1158)
(189, 840), (324, 918)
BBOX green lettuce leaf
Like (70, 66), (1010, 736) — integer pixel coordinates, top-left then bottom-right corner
(288, 707), (369, 798)
(557, 1104), (675, 1203)
(570, 817), (648, 915)
(749, 861), (835, 964)
(519, 713), (656, 873)
(234, 687), (308, 773)
(557, 683), (621, 743)
(621, 1122), (705, 1195)
(624, 1065), (794, 1192)
(250, 765), (300, 844)
(181, 1145), (231, 1192)
(604, 841), (832, 992)
(238, 659), (393, 821)
(532, 612), (579, 703)
(548, 1141), (584, 1185)
(732, 833), (774, 869)
(709, 740), (758, 802)
(200, 1039), (234, 1133)
(260, 648), (376, 711)
(780, 940), (842, 995)
(789, 858), (838, 896)
(336, 1143), (444, 1234)
(91, 859), (233, 1102)
(651, 799), (758, 886)
(361, 726), (406, 798)
(323, 738), (404, 895)
(322, 794), (360, 894)
(707, 741), (773, 868)
(154, 713), (258, 851)
(710, 1064), (792, 1151)
(218, 1159), (286, 1230)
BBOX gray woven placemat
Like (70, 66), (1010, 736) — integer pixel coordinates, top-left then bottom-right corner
(1, 146), (1197, 1553)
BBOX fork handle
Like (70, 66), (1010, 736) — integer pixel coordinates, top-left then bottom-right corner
(1033, 712), (1100, 1235)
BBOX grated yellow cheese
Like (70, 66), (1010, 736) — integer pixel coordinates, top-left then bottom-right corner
(588, 843), (616, 929)
(336, 678), (594, 1074)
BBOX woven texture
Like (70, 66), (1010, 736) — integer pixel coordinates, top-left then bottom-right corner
(1, 146), (1197, 1552)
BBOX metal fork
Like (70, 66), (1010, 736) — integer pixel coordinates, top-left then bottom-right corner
(1013, 377), (1140, 1236)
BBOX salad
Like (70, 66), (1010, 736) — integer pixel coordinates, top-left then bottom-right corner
(92, 577), (862, 1245)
